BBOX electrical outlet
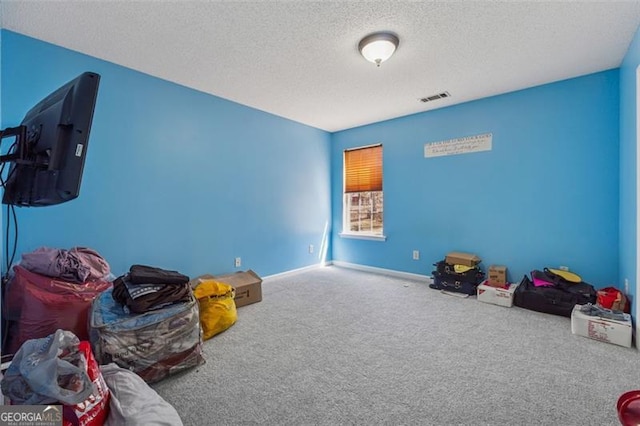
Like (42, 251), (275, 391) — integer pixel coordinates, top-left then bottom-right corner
(559, 266), (569, 271)
(234, 257), (241, 268)
(413, 250), (420, 260)
(625, 278), (630, 295)
(309, 244), (314, 254)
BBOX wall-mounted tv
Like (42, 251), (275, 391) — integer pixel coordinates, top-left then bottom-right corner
(0, 72), (101, 207)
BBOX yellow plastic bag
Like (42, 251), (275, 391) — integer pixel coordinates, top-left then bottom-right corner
(193, 279), (237, 340)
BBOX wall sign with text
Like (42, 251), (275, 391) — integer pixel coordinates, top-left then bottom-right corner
(424, 133), (493, 158)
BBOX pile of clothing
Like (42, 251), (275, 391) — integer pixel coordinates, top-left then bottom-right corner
(90, 264), (205, 383)
(20, 246), (111, 284)
(112, 264), (191, 313)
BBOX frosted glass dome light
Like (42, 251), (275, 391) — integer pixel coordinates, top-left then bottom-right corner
(358, 32), (399, 67)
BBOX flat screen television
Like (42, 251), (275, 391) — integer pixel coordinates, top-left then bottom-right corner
(1, 72), (101, 206)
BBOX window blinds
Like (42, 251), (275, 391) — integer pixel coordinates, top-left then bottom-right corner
(344, 144), (382, 193)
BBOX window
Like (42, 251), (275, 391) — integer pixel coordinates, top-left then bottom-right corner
(343, 144), (383, 237)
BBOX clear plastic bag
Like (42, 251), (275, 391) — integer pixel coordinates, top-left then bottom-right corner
(90, 288), (204, 383)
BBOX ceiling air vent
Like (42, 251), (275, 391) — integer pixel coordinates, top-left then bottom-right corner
(419, 92), (451, 103)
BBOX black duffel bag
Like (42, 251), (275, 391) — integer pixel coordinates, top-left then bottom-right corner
(432, 260), (484, 284)
(429, 270), (482, 296)
(513, 274), (596, 317)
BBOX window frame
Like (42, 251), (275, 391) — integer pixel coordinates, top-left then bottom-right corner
(340, 144), (386, 241)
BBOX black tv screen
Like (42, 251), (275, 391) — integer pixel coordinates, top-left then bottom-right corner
(2, 72), (100, 206)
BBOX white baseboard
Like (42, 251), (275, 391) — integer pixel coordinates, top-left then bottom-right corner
(262, 261), (433, 284)
(331, 261), (433, 283)
(262, 262), (331, 281)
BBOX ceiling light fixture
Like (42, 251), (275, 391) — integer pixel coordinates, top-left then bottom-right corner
(358, 32), (399, 67)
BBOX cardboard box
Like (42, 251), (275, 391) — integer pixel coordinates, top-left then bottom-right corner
(477, 281), (518, 307)
(571, 305), (632, 348)
(445, 251), (481, 267)
(488, 265), (507, 287)
(191, 270), (262, 308)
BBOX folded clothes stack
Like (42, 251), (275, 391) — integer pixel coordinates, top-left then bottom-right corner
(112, 264), (191, 314)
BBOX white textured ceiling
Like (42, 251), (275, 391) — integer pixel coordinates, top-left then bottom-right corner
(2, 1), (640, 132)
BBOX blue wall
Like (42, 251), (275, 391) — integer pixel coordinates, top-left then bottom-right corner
(1, 31), (332, 278)
(620, 25), (640, 318)
(0, 30), (629, 293)
(331, 71), (620, 288)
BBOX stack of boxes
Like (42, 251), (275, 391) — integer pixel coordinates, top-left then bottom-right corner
(487, 265), (507, 288)
(477, 265), (519, 307)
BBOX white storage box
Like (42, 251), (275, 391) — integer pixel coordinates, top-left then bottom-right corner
(477, 281), (518, 307)
(571, 304), (632, 348)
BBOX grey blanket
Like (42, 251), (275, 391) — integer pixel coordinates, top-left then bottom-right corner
(100, 363), (183, 426)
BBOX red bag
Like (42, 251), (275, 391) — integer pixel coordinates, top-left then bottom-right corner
(63, 341), (110, 426)
(4, 265), (111, 355)
(596, 286), (630, 313)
